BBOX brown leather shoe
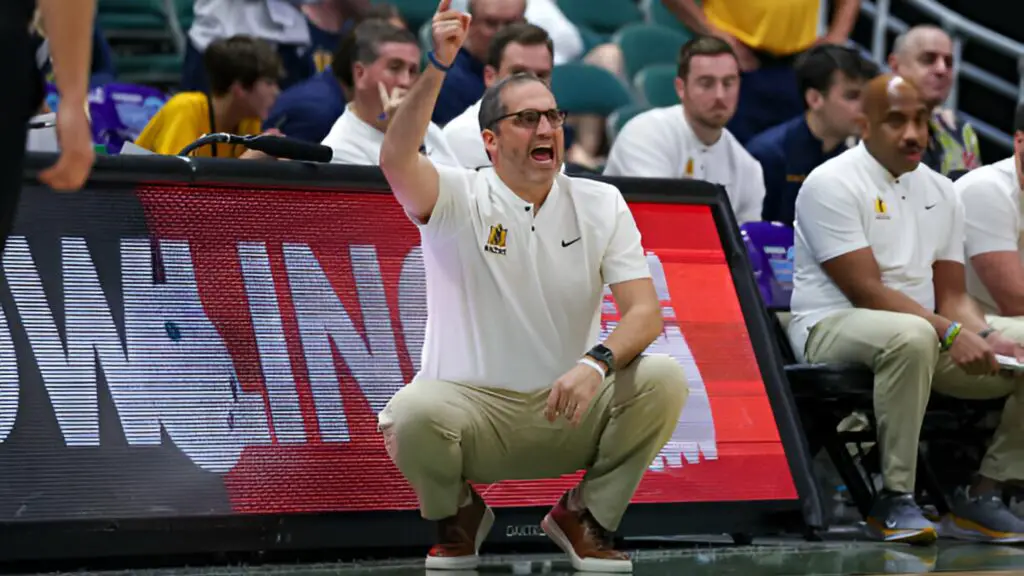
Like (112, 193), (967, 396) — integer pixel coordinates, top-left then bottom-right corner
(425, 486), (495, 570)
(541, 492), (632, 573)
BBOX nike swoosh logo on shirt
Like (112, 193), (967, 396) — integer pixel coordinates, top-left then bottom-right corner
(562, 237), (582, 247)
(925, 204), (937, 210)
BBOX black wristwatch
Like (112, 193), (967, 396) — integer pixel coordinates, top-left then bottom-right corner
(586, 344), (615, 376)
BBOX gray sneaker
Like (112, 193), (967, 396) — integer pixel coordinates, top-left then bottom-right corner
(939, 488), (1024, 544)
(865, 492), (937, 544)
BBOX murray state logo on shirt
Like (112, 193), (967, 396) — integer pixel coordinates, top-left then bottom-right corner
(485, 224), (508, 255)
(873, 196), (891, 220)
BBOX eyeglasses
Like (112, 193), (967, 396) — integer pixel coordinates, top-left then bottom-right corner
(488, 108), (568, 130)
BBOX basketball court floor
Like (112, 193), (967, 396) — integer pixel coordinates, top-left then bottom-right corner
(26, 539), (1024, 576)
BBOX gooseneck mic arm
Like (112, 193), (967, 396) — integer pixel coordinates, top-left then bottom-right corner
(177, 133), (334, 163)
(177, 133), (239, 157)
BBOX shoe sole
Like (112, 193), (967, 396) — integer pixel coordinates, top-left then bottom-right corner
(865, 519), (937, 546)
(939, 514), (1024, 544)
(424, 506), (496, 570)
(540, 513), (633, 573)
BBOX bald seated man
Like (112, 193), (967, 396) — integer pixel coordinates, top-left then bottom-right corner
(889, 25), (981, 176)
(789, 74), (1024, 545)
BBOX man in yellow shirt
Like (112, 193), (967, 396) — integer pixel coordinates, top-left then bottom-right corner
(135, 36), (283, 158)
(660, 0), (861, 143)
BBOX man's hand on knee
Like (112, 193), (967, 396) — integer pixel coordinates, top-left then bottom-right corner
(545, 364), (603, 426)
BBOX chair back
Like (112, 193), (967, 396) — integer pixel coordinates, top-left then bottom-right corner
(741, 221), (795, 310)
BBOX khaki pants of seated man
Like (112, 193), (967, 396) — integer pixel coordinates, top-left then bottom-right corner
(377, 354), (688, 532)
(804, 310), (1024, 494)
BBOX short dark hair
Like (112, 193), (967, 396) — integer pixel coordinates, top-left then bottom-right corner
(794, 44), (880, 109)
(363, 2), (405, 26)
(485, 23), (553, 70)
(478, 72), (547, 133)
(204, 35), (283, 96)
(332, 20), (418, 89)
(1014, 102), (1024, 134)
(676, 36), (737, 80)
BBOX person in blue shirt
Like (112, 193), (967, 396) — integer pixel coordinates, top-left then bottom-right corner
(747, 44), (879, 226)
(432, 0), (526, 126)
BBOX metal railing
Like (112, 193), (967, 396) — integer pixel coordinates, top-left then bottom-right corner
(828, 0), (1024, 150)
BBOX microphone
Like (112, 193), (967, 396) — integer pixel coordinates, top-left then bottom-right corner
(176, 133), (334, 162)
(243, 134), (334, 162)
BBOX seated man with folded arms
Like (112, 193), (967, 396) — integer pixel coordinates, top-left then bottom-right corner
(789, 74), (1024, 544)
(376, 1), (688, 571)
(956, 103), (1024, 319)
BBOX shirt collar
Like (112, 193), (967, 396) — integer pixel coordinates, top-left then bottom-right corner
(680, 107), (724, 152)
(856, 141), (916, 185)
(484, 168), (558, 213)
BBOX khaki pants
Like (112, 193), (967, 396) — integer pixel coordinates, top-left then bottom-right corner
(804, 310), (1024, 493)
(377, 354), (688, 531)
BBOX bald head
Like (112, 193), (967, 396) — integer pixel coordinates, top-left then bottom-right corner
(888, 25), (954, 107)
(860, 74), (930, 176)
(893, 25), (950, 58)
(863, 74), (921, 121)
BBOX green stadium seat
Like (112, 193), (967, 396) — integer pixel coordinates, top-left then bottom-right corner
(556, 0), (642, 36)
(376, 0), (436, 34)
(98, 0), (171, 35)
(551, 63), (633, 116)
(647, 0), (698, 37)
(634, 63), (678, 108)
(606, 102), (651, 142)
(113, 52), (183, 86)
(176, 0), (194, 31)
(613, 23), (689, 81)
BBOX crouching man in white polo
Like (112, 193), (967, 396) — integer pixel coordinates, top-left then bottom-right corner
(374, 1), (689, 573)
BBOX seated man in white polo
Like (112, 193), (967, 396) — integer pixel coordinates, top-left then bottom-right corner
(321, 19), (459, 166)
(789, 74), (1024, 545)
(443, 22), (554, 169)
(602, 36), (764, 225)
(957, 103), (1024, 318)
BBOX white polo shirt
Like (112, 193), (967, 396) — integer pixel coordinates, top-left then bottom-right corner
(788, 143), (964, 358)
(321, 105), (460, 167)
(956, 157), (1023, 314)
(442, 100), (491, 169)
(602, 104), (765, 224)
(414, 166), (652, 392)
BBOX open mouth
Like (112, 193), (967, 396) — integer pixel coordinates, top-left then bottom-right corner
(530, 146), (554, 163)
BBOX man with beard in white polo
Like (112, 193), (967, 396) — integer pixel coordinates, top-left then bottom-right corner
(375, 0), (689, 572)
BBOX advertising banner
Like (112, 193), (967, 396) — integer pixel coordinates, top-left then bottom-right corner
(0, 182), (797, 523)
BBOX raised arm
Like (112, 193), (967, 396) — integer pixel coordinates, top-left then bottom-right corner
(379, 0), (470, 223)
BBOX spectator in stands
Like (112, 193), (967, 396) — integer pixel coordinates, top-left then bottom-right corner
(378, 4), (687, 571)
(321, 20), (457, 166)
(302, 0), (402, 74)
(30, 9), (116, 88)
(789, 74), (1024, 544)
(263, 4), (406, 143)
(603, 36), (764, 225)
(748, 45), (880, 226)
(659, 0), (861, 144)
(184, 0), (315, 92)
(135, 36), (282, 158)
(443, 23), (553, 169)
(956, 103), (1024, 317)
(889, 25), (982, 176)
(432, 0), (527, 126)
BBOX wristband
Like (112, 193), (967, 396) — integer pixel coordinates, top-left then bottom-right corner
(941, 321), (962, 351)
(578, 357), (607, 380)
(427, 51), (452, 72)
